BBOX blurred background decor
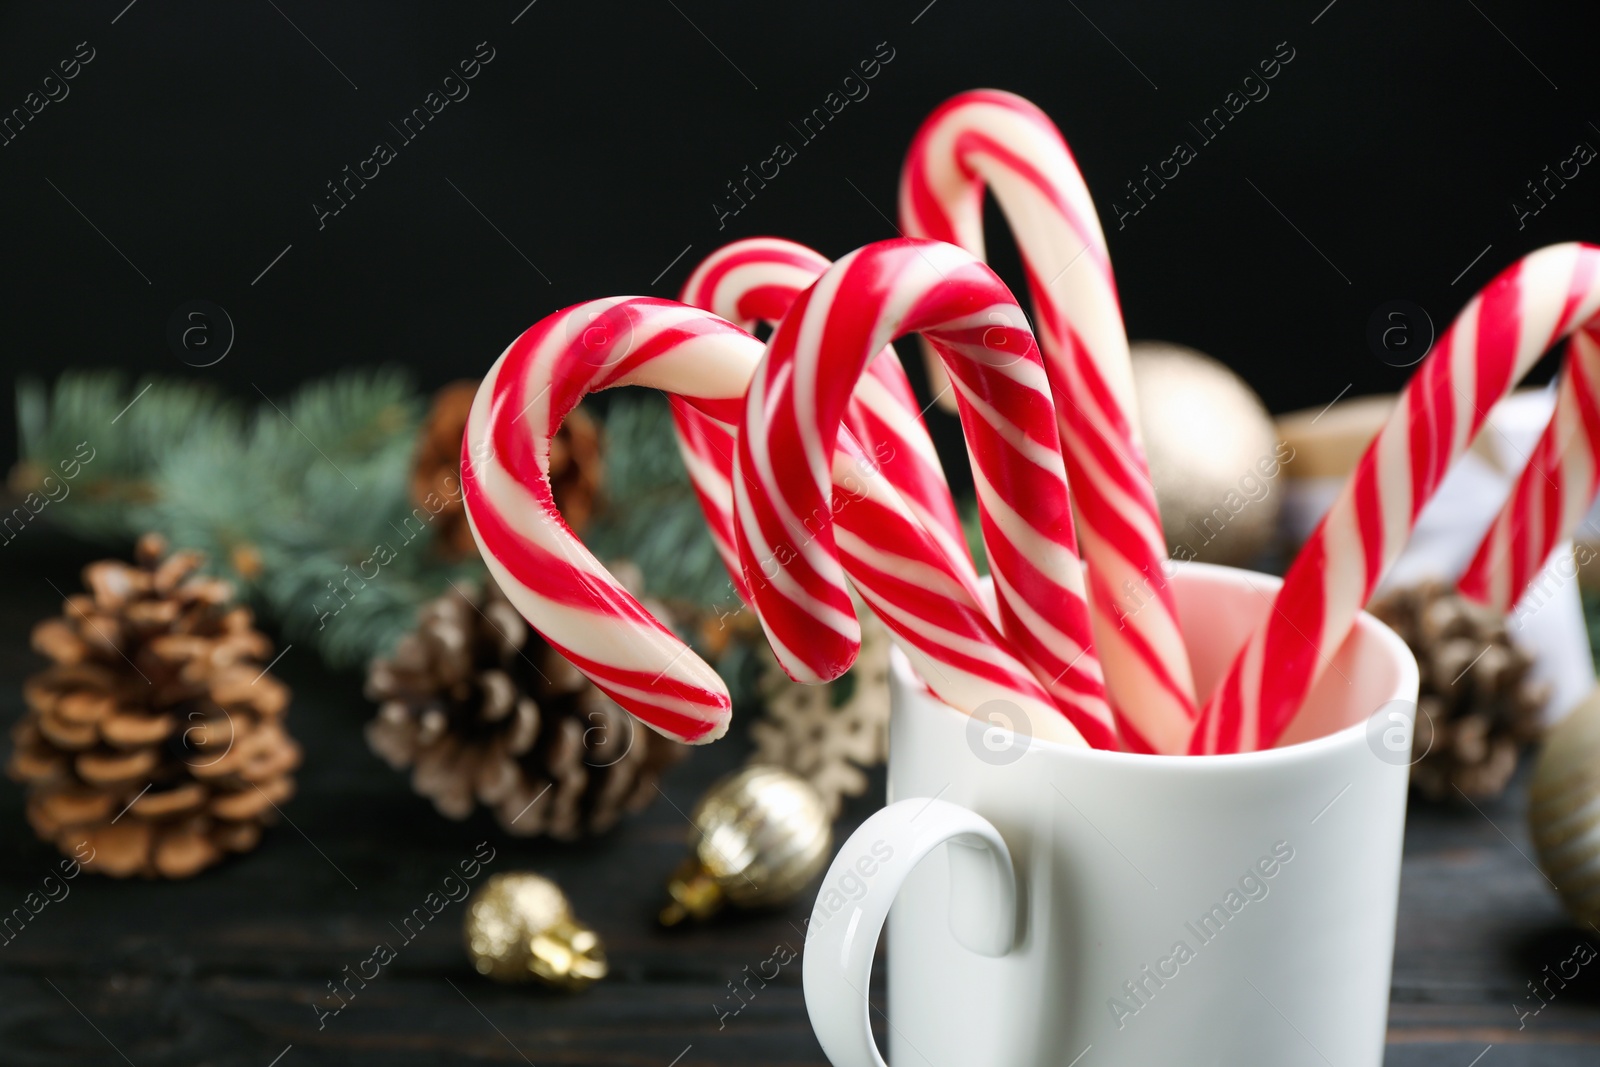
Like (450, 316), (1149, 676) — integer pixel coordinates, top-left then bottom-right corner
(749, 600), (892, 818)
(463, 871), (608, 989)
(364, 576), (686, 841)
(1529, 685), (1600, 931)
(1370, 581), (1548, 799)
(8, 534), (298, 878)
(1130, 340), (1284, 568)
(659, 765), (831, 926)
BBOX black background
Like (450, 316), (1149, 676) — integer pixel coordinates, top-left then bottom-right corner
(0, 0), (1597, 465)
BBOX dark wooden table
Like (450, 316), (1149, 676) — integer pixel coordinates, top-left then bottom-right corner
(2, 535), (1598, 1066)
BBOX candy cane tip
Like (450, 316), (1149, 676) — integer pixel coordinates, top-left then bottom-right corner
(766, 629), (861, 686)
(777, 655), (858, 686)
(674, 715), (730, 746)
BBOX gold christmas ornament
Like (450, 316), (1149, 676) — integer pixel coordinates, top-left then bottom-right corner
(464, 872), (607, 990)
(1130, 341), (1285, 567)
(659, 765), (831, 925)
(1528, 686), (1600, 929)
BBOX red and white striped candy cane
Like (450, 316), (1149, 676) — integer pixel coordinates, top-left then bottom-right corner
(462, 296), (1078, 744)
(462, 299), (749, 743)
(820, 430), (1083, 744)
(1459, 321), (1600, 610)
(680, 236), (978, 601)
(734, 237), (1116, 747)
(671, 243), (1074, 735)
(900, 89), (1197, 754)
(1193, 242), (1600, 754)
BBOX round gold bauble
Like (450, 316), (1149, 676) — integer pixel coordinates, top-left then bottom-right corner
(660, 765), (832, 925)
(1528, 686), (1600, 929)
(1130, 341), (1282, 566)
(463, 872), (607, 989)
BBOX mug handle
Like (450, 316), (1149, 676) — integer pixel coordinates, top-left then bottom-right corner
(802, 797), (1018, 1067)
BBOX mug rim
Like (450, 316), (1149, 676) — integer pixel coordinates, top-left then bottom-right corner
(889, 560), (1421, 771)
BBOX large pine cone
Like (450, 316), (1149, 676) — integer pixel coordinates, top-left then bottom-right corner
(413, 380), (602, 560)
(1370, 582), (1547, 799)
(365, 575), (683, 840)
(7, 534), (299, 878)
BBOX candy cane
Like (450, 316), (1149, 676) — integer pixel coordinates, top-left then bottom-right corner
(900, 89), (1196, 754)
(817, 432), (1084, 746)
(680, 236), (978, 601)
(734, 237), (1116, 747)
(463, 296), (1077, 745)
(462, 300), (747, 743)
(671, 242), (1076, 735)
(1193, 242), (1600, 754)
(1459, 323), (1600, 610)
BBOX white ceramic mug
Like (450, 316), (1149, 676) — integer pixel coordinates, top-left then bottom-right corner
(803, 562), (1420, 1066)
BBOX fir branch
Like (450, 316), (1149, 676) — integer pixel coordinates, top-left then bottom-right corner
(12, 369), (471, 668)
(587, 391), (735, 609)
(12, 372), (237, 540)
(163, 370), (461, 667)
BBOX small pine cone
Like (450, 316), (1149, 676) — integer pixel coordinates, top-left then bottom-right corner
(7, 534), (300, 878)
(1370, 582), (1548, 801)
(412, 380), (603, 560)
(364, 576), (684, 840)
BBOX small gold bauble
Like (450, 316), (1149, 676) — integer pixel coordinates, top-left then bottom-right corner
(1130, 341), (1283, 567)
(1529, 686), (1600, 928)
(660, 765), (832, 925)
(463, 872), (607, 989)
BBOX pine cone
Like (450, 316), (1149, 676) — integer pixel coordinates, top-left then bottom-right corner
(364, 574), (683, 840)
(7, 534), (300, 878)
(1370, 582), (1547, 800)
(413, 380), (603, 560)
